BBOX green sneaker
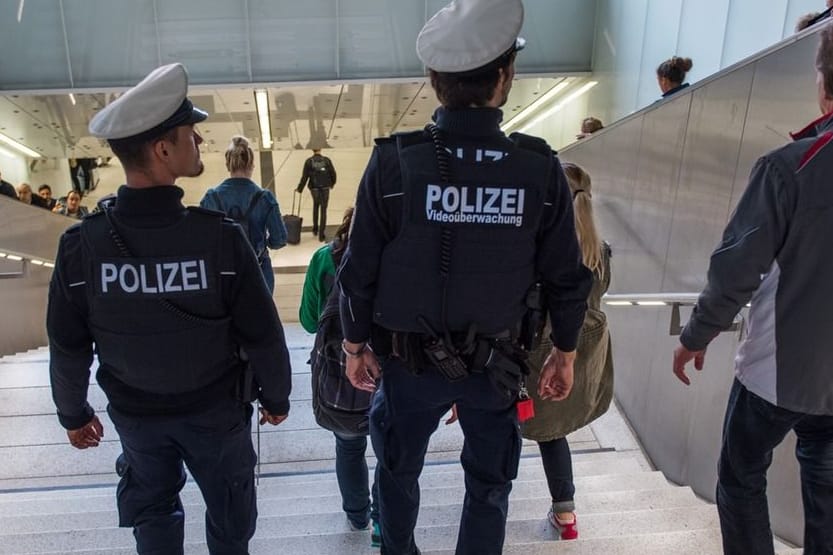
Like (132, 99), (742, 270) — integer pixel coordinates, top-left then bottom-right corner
(371, 520), (382, 548)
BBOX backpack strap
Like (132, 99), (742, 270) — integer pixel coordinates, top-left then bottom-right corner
(243, 189), (266, 221)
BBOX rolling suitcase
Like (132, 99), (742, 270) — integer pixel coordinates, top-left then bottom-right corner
(283, 191), (302, 245)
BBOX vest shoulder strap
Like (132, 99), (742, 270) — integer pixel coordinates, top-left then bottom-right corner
(508, 131), (554, 158)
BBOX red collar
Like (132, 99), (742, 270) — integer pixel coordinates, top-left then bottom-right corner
(790, 110), (833, 141)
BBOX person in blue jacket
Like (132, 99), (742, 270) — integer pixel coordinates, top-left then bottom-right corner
(201, 135), (287, 293)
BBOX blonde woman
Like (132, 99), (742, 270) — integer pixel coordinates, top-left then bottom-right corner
(200, 136), (287, 293)
(521, 162), (613, 541)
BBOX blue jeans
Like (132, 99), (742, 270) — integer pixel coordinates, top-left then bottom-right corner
(108, 399), (256, 555)
(717, 379), (833, 555)
(371, 359), (521, 555)
(334, 432), (380, 528)
(538, 437), (575, 512)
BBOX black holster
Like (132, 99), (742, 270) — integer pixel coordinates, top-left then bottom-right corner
(234, 347), (258, 403)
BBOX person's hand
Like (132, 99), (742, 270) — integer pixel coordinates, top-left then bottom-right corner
(673, 344), (706, 386)
(67, 415), (104, 449)
(259, 408), (288, 426)
(444, 403), (458, 425)
(537, 348), (576, 401)
(344, 342), (381, 393)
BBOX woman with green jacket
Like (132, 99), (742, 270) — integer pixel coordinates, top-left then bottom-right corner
(522, 162), (614, 541)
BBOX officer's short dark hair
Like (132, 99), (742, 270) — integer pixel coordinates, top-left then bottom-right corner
(429, 52), (516, 110)
(38, 184), (51, 194)
(817, 23), (833, 98)
(108, 127), (180, 170)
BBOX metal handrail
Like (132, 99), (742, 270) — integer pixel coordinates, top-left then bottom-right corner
(602, 293), (746, 337)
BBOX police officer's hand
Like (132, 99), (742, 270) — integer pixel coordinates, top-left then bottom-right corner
(538, 348), (576, 401)
(673, 343), (706, 386)
(67, 415), (104, 449)
(259, 408), (288, 426)
(344, 341), (380, 393)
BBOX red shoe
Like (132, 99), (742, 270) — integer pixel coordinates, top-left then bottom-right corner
(548, 508), (578, 540)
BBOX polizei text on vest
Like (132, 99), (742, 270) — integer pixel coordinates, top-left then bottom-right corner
(425, 184), (525, 227)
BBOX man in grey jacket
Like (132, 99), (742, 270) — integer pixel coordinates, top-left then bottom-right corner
(673, 23), (833, 555)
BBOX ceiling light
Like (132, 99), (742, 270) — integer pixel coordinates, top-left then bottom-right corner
(68, 93), (76, 106)
(501, 78), (572, 133)
(17, 0), (24, 22)
(517, 81), (599, 134)
(605, 301), (633, 306)
(6, 255), (23, 261)
(30, 259), (44, 266)
(636, 301), (667, 306)
(254, 89), (273, 150)
(43, 262), (55, 268)
(0, 132), (41, 158)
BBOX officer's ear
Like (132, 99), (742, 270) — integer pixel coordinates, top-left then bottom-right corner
(151, 138), (171, 162)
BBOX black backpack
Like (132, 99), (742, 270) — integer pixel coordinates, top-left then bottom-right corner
(209, 189), (266, 258)
(310, 157), (333, 188)
(310, 256), (373, 435)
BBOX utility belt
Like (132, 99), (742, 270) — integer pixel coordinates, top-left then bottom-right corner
(372, 326), (529, 398)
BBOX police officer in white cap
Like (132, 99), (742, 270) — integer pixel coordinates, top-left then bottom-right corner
(46, 63), (292, 555)
(338, 1), (592, 553)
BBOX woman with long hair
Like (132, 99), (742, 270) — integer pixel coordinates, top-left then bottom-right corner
(200, 135), (287, 293)
(521, 162), (614, 541)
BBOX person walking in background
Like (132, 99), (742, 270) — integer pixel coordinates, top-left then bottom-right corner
(55, 190), (88, 219)
(38, 184), (57, 210)
(299, 207), (382, 548)
(576, 117), (604, 140)
(657, 56), (693, 98)
(337, 1), (592, 552)
(0, 171), (17, 199)
(296, 148), (336, 242)
(673, 23), (833, 555)
(521, 162), (613, 541)
(47, 63), (292, 555)
(200, 135), (287, 293)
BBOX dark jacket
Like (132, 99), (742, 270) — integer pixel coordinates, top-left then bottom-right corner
(47, 185), (292, 430)
(337, 107), (591, 352)
(0, 180), (16, 199)
(681, 112), (833, 415)
(298, 154), (337, 191)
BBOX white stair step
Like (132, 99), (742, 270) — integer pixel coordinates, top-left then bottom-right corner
(0, 506), (720, 553)
(0, 484), (700, 536)
(0, 455), (651, 516)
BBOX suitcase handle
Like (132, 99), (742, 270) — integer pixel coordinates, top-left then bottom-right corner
(291, 190), (302, 216)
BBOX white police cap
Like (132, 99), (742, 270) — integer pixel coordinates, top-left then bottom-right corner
(89, 63), (208, 141)
(416, 0), (525, 74)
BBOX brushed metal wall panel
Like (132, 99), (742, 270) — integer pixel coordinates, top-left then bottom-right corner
(625, 93), (691, 293)
(562, 116), (645, 293)
(663, 65), (754, 292)
(0, 196), (72, 262)
(0, 197), (72, 356)
(730, 33), (819, 211)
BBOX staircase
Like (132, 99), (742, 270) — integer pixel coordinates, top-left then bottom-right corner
(0, 325), (799, 554)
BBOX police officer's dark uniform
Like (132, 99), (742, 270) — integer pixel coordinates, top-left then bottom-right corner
(46, 63), (292, 555)
(337, 1), (593, 553)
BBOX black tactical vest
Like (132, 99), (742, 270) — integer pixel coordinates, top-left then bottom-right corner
(372, 131), (552, 336)
(80, 208), (235, 395)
